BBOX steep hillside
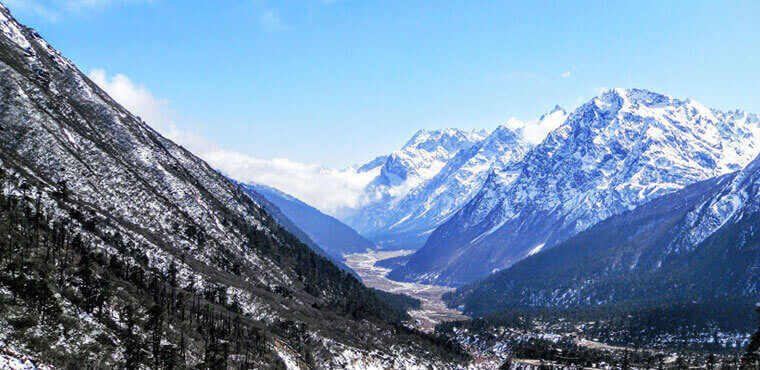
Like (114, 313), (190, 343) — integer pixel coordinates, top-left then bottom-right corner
(234, 181), (360, 277)
(392, 88), (760, 285)
(240, 182), (374, 258)
(0, 4), (467, 367)
(443, 152), (760, 318)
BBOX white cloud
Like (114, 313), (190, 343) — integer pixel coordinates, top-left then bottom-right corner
(89, 69), (220, 155)
(506, 108), (568, 146)
(88, 69), (373, 216)
(260, 10), (287, 33)
(89, 69), (172, 131)
(561, 71), (571, 78)
(202, 152), (376, 215)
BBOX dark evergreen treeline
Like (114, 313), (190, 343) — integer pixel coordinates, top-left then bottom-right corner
(368, 288), (422, 320)
(439, 298), (756, 353)
(496, 337), (746, 370)
(0, 167), (469, 367)
(502, 338), (662, 369)
(0, 168), (287, 367)
(434, 300), (760, 369)
(742, 306), (760, 369)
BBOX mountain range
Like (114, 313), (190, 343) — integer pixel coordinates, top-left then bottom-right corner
(344, 128), (490, 248)
(342, 108), (568, 251)
(240, 182), (374, 259)
(387, 88), (760, 285)
(2, 0), (760, 365)
(443, 147), (760, 318)
(234, 181), (362, 277)
(0, 5), (465, 367)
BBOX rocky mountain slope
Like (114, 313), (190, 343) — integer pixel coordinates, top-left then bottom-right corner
(344, 119), (545, 250)
(234, 181), (361, 277)
(0, 4), (467, 367)
(391, 88), (760, 285)
(443, 150), (760, 318)
(240, 182), (374, 258)
(344, 128), (488, 247)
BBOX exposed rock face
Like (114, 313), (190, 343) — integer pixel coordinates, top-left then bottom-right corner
(444, 151), (760, 317)
(392, 88), (760, 285)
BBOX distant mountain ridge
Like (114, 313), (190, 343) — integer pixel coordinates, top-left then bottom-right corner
(390, 88), (760, 286)
(240, 182), (375, 258)
(343, 119), (552, 250)
(444, 150), (760, 317)
(234, 181), (361, 277)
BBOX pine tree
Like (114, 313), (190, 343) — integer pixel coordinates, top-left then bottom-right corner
(742, 305), (760, 369)
(706, 353), (716, 370)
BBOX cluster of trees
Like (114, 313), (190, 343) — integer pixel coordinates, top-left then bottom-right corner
(438, 299), (760, 368)
(369, 288), (422, 320)
(0, 167), (470, 367)
(742, 306), (760, 368)
(498, 338), (743, 370)
(498, 337), (664, 369)
(0, 169), (287, 367)
(439, 298), (756, 353)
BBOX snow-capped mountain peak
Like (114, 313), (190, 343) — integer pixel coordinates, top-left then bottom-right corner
(364, 128), (487, 195)
(389, 88), (760, 285)
(342, 125), (527, 247)
(386, 128), (489, 181)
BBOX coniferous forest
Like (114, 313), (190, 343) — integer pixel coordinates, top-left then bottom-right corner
(0, 167), (467, 368)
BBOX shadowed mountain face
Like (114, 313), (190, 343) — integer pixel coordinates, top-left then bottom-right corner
(239, 182), (375, 258)
(234, 181), (361, 277)
(0, 4), (467, 367)
(444, 152), (760, 317)
(391, 88), (760, 286)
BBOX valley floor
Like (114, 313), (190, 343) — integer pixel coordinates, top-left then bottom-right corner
(344, 250), (468, 332)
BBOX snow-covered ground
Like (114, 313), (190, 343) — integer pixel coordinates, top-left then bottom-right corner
(344, 250), (468, 332)
(0, 346), (51, 370)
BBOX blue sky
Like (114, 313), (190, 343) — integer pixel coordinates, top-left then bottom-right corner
(5, 0), (760, 213)
(7, 0), (760, 167)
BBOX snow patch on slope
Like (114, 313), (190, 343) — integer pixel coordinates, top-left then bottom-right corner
(527, 243), (545, 257)
(0, 6), (30, 50)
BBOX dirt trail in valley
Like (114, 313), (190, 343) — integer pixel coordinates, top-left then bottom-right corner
(344, 250), (468, 332)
